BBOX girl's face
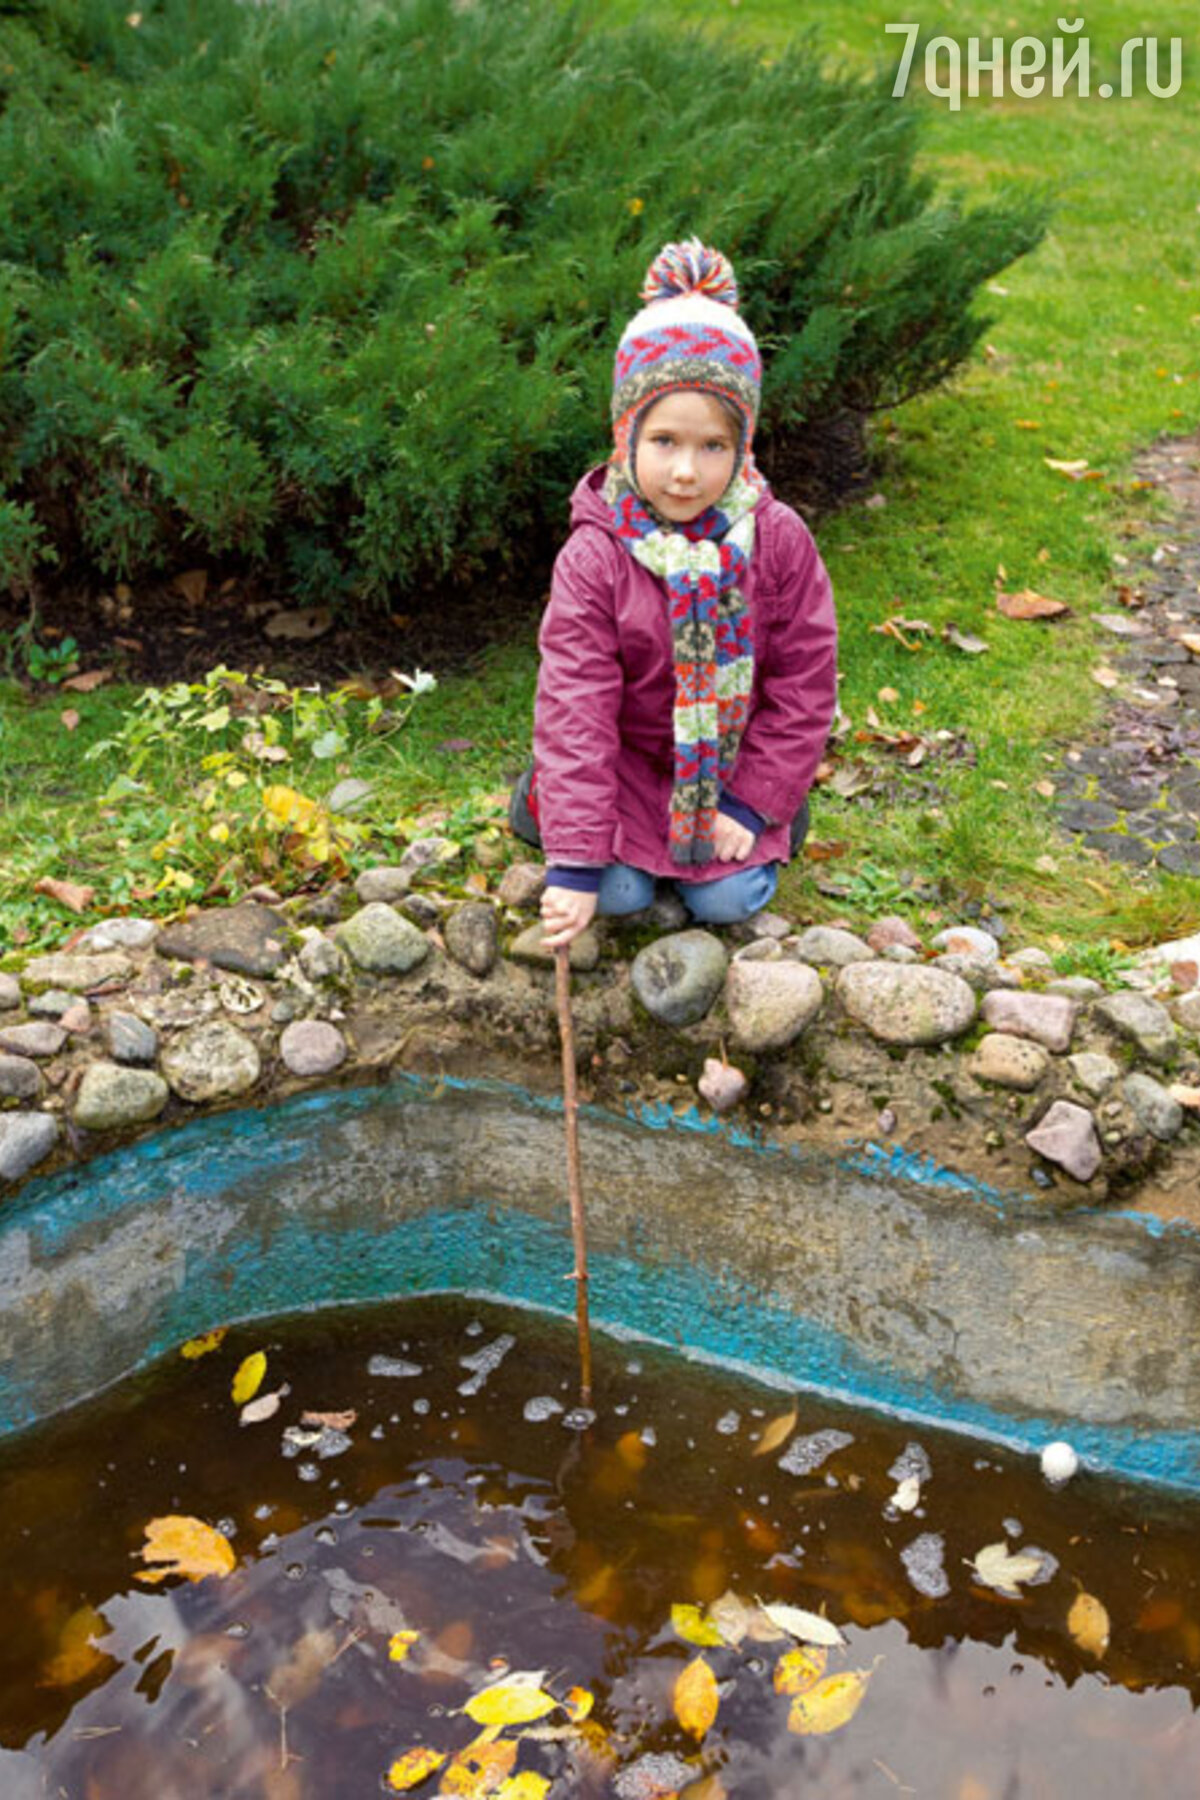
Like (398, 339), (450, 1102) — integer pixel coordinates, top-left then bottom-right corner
(633, 390), (738, 522)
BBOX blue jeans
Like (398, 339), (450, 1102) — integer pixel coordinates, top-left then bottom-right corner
(596, 860), (778, 925)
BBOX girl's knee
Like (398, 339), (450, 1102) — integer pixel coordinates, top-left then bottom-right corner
(682, 862), (778, 924)
(596, 863), (657, 916)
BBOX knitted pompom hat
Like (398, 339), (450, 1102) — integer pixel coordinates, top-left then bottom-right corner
(611, 238), (762, 480)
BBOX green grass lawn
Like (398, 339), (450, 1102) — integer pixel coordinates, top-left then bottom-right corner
(2, 0), (1198, 956)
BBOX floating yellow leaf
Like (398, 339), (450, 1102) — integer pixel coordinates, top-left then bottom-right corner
(615, 1429), (649, 1471)
(1068, 1591), (1111, 1659)
(673, 1655), (719, 1740)
(968, 1542), (1047, 1597)
(752, 1405), (797, 1457)
(134, 1515), (236, 1585)
(681, 1778), (729, 1800)
(495, 1777), (551, 1800)
(231, 1351), (267, 1406)
(39, 1605), (110, 1689)
(787, 1668), (873, 1736)
(180, 1327), (227, 1360)
(671, 1602), (725, 1649)
(563, 1685), (594, 1722)
(773, 1645), (828, 1696)
(387, 1746), (446, 1791)
(439, 1740), (518, 1795)
(463, 1678), (558, 1728)
(389, 1630), (420, 1663)
(758, 1601), (845, 1648)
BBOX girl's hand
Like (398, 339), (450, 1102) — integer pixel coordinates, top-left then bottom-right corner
(713, 813), (755, 862)
(540, 884), (599, 948)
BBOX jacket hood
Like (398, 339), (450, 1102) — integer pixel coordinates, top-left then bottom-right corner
(568, 462), (774, 538)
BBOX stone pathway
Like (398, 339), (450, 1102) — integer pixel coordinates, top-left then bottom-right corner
(1053, 432), (1200, 875)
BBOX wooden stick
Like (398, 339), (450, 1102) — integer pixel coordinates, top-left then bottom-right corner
(555, 944), (593, 1407)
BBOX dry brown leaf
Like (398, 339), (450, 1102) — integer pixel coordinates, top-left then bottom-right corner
(752, 1405), (797, 1457)
(60, 709), (80, 732)
(174, 569), (208, 605)
(264, 607), (333, 641)
(1068, 1591), (1111, 1659)
(34, 876), (95, 913)
(61, 668), (113, 693)
(301, 1408), (358, 1430)
(996, 589), (1071, 622)
(877, 686), (900, 703)
(1177, 633), (1200, 656)
(134, 1515), (236, 1585)
(673, 1654), (719, 1739)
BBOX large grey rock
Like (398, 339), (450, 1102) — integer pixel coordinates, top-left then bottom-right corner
(866, 915), (923, 954)
(0, 1054), (43, 1101)
(354, 865), (412, 905)
(1123, 1072), (1184, 1142)
(297, 931), (348, 982)
(0, 973), (21, 1011)
(787, 926), (873, 968)
(160, 1020), (262, 1103)
(980, 991), (1077, 1054)
(445, 902), (499, 978)
(1068, 1051), (1120, 1098)
(1095, 992), (1178, 1064)
(20, 951), (133, 993)
(0, 1021), (66, 1059)
(508, 923), (600, 972)
(74, 1062), (169, 1131)
(27, 989), (74, 1018)
(337, 903), (430, 975)
(497, 863), (547, 909)
(725, 959), (823, 1052)
(1025, 1100), (1102, 1183)
(106, 1010), (159, 1066)
(0, 1112), (58, 1183)
(931, 925), (1000, 966)
(836, 963), (976, 1046)
(280, 1020), (347, 1077)
(968, 1033), (1049, 1091)
(77, 917), (160, 951)
(156, 902), (288, 978)
(631, 930), (728, 1028)
(1172, 990), (1200, 1034)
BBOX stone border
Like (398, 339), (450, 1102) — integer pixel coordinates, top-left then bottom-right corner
(2, 869), (1198, 1212)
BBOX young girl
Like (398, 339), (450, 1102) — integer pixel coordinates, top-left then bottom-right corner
(528, 239), (838, 949)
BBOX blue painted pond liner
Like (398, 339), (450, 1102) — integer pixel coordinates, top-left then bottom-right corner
(2, 1072), (1199, 1495)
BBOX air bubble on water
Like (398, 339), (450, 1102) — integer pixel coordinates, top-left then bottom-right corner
(296, 1462), (320, 1483)
(465, 1320), (484, 1337)
(625, 1360), (642, 1376)
(368, 1355), (423, 1379)
(779, 1430), (854, 1477)
(370, 1425), (384, 1440)
(260, 1532), (279, 1551)
(466, 1472), (485, 1487)
(458, 1334), (517, 1396)
(716, 1410), (741, 1436)
(225, 1622), (250, 1639)
(562, 1407), (597, 1432)
(524, 1396), (563, 1423)
(412, 1399), (430, 1416)
(888, 1441), (932, 1485)
(901, 1532), (950, 1598)
(1003, 1517), (1023, 1538)
(614, 1404), (629, 1417)
(334, 1499), (351, 1515)
(215, 1517), (237, 1540)
(640, 1427), (656, 1448)
(254, 1503), (274, 1521)
(414, 1472), (432, 1488)
(284, 1562), (306, 1581)
(745, 1656), (766, 1676)
(824, 1473), (838, 1488)
(315, 1526), (337, 1546)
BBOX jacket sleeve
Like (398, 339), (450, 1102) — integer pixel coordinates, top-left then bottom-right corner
(724, 507), (837, 828)
(533, 527), (624, 867)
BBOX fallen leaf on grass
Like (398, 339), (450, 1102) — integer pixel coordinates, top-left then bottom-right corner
(787, 1668), (873, 1736)
(996, 589), (1071, 622)
(61, 668), (113, 693)
(1068, 1591), (1111, 1659)
(387, 1746), (447, 1791)
(180, 1327), (227, 1359)
(752, 1405), (797, 1457)
(1044, 457), (1090, 477)
(773, 1646), (829, 1696)
(872, 617), (933, 652)
(673, 1654), (719, 1739)
(759, 1601), (846, 1648)
(134, 1515), (235, 1584)
(463, 1676), (558, 1728)
(231, 1351), (267, 1406)
(439, 1740), (518, 1795)
(60, 709), (80, 732)
(943, 626), (989, 655)
(33, 876), (95, 914)
(672, 1603), (726, 1648)
(803, 839), (850, 861)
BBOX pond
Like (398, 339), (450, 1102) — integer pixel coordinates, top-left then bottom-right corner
(3, 1294), (1199, 1799)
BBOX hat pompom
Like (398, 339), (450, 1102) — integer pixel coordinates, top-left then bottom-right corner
(640, 238), (739, 309)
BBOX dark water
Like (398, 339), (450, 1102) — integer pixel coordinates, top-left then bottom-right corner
(1, 1296), (1198, 1799)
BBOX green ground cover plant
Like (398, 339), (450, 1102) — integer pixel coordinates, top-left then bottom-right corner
(1, 0), (1198, 957)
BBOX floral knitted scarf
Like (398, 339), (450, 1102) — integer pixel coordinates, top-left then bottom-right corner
(604, 461), (761, 866)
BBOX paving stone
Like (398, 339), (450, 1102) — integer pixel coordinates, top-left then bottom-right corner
(106, 1010), (159, 1066)
(398, 894), (444, 929)
(787, 925), (873, 967)
(0, 1021), (66, 1059)
(27, 989), (75, 1018)
(77, 917), (160, 951)
(1123, 1072), (1184, 1142)
(1024, 1100), (1102, 1183)
(156, 903), (288, 977)
(337, 904), (430, 975)
(20, 951), (134, 992)
(866, 915), (924, 954)
(280, 1020), (348, 1077)
(930, 925), (1000, 965)
(74, 1063), (169, 1132)
(160, 1020), (262, 1103)
(497, 863), (547, 908)
(1068, 1051), (1121, 1097)
(508, 923), (600, 971)
(630, 930), (728, 1028)
(1059, 800), (1120, 832)
(0, 1112), (59, 1183)
(981, 990), (1077, 1052)
(725, 959), (823, 1052)
(445, 902), (499, 978)
(297, 932), (347, 982)
(1159, 843), (1200, 875)
(354, 866), (412, 905)
(836, 963), (976, 1047)
(1094, 991), (1178, 1063)
(0, 1054), (43, 1101)
(968, 1032), (1049, 1091)
(1084, 833), (1155, 866)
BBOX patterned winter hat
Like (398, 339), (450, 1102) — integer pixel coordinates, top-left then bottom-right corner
(611, 238), (762, 480)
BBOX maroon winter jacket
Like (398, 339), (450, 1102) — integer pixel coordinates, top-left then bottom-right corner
(534, 465), (837, 884)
